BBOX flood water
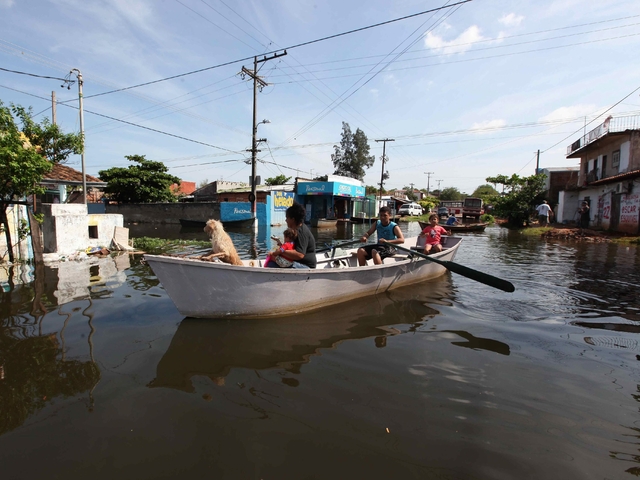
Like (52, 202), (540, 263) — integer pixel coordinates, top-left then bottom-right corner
(1, 222), (640, 479)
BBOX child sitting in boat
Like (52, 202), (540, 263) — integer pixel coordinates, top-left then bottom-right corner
(445, 213), (460, 226)
(357, 206), (405, 266)
(420, 213), (450, 254)
(264, 228), (297, 268)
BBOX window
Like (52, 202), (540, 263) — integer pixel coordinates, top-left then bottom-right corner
(612, 150), (620, 168)
(88, 225), (98, 239)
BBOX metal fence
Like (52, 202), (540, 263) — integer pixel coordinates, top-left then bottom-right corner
(566, 115), (640, 156)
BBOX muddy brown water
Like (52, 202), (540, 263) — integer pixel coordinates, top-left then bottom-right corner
(1, 223), (639, 479)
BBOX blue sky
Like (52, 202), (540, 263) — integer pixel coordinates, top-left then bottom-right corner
(2, 0), (639, 194)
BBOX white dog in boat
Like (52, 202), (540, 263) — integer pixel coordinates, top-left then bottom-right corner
(203, 219), (243, 266)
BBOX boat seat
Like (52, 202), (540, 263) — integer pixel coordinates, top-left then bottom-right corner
(410, 235), (448, 251)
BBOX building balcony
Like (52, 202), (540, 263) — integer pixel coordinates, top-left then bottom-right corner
(566, 114), (640, 156)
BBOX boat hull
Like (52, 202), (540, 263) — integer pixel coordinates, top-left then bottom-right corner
(145, 236), (461, 318)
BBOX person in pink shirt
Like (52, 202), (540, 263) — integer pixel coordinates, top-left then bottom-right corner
(419, 213), (450, 254)
(265, 228), (297, 268)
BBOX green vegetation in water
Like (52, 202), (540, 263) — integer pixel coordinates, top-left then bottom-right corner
(521, 227), (553, 236)
(132, 237), (210, 254)
(611, 236), (640, 244)
(480, 214), (495, 224)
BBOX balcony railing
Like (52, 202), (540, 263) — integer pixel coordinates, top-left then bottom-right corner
(566, 115), (640, 156)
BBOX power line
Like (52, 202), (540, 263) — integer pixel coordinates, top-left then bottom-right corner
(0, 66), (67, 81)
(274, 32), (640, 84)
(62, 0), (473, 100)
(0, 83), (239, 152)
(269, 21), (640, 77)
(542, 84), (640, 154)
(276, 15), (640, 70)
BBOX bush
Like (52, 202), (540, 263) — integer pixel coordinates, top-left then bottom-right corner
(480, 214), (495, 224)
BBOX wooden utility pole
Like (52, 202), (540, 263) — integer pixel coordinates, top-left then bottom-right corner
(375, 138), (394, 204)
(424, 171), (434, 196)
(535, 149), (540, 175)
(241, 51), (287, 224)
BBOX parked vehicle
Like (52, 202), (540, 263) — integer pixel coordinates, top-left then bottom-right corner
(462, 197), (483, 220)
(437, 206), (449, 218)
(398, 203), (423, 216)
(439, 201), (463, 216)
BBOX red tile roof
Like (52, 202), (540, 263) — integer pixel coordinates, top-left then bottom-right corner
(171, 181), (197, 195)
(42, 163), (102, 183)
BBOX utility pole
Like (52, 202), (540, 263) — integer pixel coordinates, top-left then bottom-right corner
(535, 149), (540, 175)
(424, 171), (434, 196)
(375, 138), (394, 204)
(65, 69), (86, 204)
(51, 91), (56, 125)
(241, 51), (287, 224)
(436, 179), (443, 192)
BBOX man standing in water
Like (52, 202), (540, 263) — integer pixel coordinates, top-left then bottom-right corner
(579, 201), (590, 229)
(357, 206), (405, 266)
(536, 200), (552, 226)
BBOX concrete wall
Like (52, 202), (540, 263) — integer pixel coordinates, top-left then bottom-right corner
(41, 203), (124, 254)
(0, 204), (31, 262)
(106, 202), (220, 224)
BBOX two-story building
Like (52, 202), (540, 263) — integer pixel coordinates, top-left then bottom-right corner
(565, 115), (640, 233)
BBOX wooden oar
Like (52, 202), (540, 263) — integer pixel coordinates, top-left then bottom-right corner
(394, 244), (515, 293)
(317, 239), (364, 253)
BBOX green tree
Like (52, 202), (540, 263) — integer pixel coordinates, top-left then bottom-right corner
(471, 184), (500, 204)
(439, 187), (463, 201)
(265, 174), (291, 186)
(404, 187), (418, 202)
(99, 155), (181, 203)
(1, 102), (58, 262)
(486, 173), (547, 227)
(12, 105), (83, 164)
(331, 122), (375, 181)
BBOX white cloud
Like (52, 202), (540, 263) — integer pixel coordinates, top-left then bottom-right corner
(0, 0), (15, 7)
(470, 119), (507, 132)
(424, 25), (486, 55)
(539, 105), (598, 122)
(498, 13), (524, 27)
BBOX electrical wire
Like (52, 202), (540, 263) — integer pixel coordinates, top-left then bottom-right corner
(0, 66), (67, 81)
(0, 83), (240, 152)
(60, 0), (472, 100)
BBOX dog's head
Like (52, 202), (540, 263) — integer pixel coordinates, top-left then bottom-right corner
(204, 219), (222, 238)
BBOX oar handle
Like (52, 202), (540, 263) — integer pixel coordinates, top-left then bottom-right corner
(317, 239), (364, 253)
(394, 244), (515, 293)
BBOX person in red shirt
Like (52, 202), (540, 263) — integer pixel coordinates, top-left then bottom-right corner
(264, 228), (297, 268)
(419, 213), (450, 254)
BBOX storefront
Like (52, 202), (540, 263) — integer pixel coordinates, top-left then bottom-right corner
(296, 179), (366, 223)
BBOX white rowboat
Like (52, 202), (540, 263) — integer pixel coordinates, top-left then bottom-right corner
(145, 235), (462, 318)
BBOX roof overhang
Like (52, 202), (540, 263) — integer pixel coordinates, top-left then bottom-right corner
(41, 180), (107, 187)
(588, 169), (640, 186)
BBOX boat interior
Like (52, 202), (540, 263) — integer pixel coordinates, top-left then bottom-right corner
(242, 236), (462, 269)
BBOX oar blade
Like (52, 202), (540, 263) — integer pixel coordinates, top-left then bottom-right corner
(437, 260), (515, 293)
(395, 244), (515, 293)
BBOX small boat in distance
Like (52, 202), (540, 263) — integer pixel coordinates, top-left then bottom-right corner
(145, 235), (462, 319)
(419, 221), (488, 233)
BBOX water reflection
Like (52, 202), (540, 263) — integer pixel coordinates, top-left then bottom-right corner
(0, 255), (132, 435)
(148, 281), (450, 393)
(436, 330), (510, 355)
